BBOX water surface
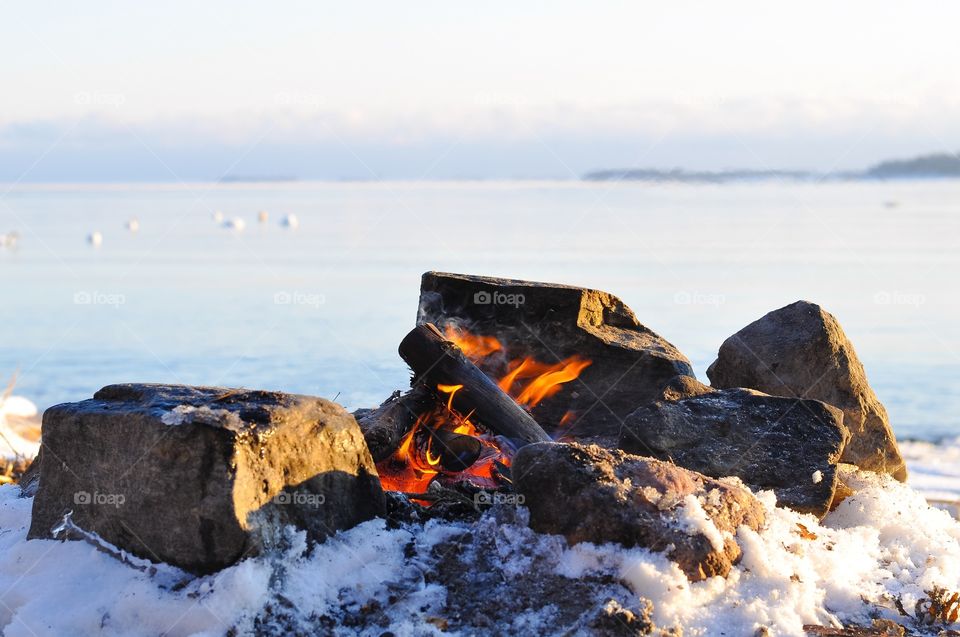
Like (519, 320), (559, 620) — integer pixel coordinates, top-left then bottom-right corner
(1, 179), (957, 439)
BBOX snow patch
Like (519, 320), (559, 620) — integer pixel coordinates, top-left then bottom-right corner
(160, 405), (246, 431)
(677, 493), (726, 552)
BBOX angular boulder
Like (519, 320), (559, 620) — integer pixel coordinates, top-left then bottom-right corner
(29, 383), (385, 574)
(706, 301), (906, 480)
(512, 442), (765, 581)
(418, 272), (694, 443)
(619, 378), (849, 519)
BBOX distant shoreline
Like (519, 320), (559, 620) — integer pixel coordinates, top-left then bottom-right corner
(3, 149), (960, 189)
(585, 151), (960, 183)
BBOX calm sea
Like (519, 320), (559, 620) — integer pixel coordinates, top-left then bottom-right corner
(1, 179), (958, 440)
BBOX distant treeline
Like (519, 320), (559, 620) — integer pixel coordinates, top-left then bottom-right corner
(584, 151), (960, 182)
(864, 153), (960, 178)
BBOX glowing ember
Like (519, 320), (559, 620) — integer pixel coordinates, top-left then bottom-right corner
(376, 326), (592, 497)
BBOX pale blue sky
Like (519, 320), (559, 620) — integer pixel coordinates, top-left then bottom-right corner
(2, 1), (959, 181)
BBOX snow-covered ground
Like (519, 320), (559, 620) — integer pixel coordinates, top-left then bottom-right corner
(1, 464), (960, 635)
(1, 400), (959, 636)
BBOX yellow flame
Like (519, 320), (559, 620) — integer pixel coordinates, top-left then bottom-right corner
(436, 383), (463, 411)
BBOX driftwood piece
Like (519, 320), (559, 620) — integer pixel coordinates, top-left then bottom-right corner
(399, 323), (551, 447)
(356, 386), (433, 462)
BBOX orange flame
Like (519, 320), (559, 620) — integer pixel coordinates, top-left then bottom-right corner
(443, 325), (502, 359)
(500, 356), (592, 408)
(376, 412), (441, 494)
(376, 326), (591, 497)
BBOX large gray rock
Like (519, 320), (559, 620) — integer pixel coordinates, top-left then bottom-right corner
(418, 272), (694, 444)
(29, 384), (385, 574)
(619, 377), (849, 519)
(512, 442), (765, 581)
(706, 301), (906, 480)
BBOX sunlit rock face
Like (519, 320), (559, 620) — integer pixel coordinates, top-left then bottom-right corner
(512, 441), (765, 581)
(28, 383), (384, 574)
(707, 300), (907, 481)
(620, 376), (849, 519)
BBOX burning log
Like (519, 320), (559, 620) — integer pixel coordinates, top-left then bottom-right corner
(399, 324), (552, 447)
(356, 386), (433, 462)
(429, 429), (482, 472)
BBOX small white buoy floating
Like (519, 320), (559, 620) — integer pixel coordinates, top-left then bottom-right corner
(126, 218), (140, 232)
(87, 231), (103, 247)
(280, 214), (299, 229)
(0, 231), (19, 248)
(258, 210), (269, 223)
(212, 210), (225, 223)
(223, 217), (246, 231)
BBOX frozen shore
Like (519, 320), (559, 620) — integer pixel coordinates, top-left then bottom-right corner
(1, 430), (960, 635)
(901, 437), (960, 516)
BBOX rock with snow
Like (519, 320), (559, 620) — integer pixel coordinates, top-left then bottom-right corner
(417, 271), (695, 442)
(707, 300), (906, 480)
(619, 377), (849, 519)
(589, 599), (657, 635)
(28, 383), (385, 574)
(511, 441), (765, 581)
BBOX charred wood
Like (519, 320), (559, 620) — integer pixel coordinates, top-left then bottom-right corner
(398, 323), (552, 448)
(356, 386), (433, 462)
